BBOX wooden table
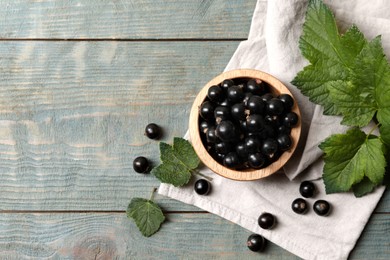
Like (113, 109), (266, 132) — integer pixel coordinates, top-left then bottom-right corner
(0, 1), (388, 259)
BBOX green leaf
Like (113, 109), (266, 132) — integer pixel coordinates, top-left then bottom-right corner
(126, 198), (165, 237)
(328, 37), (390, 126)
(380, 124), (390, 146)
(152, 137), (200, 187)
(292, 0), (367, 115)
(152, 162), (192, 187)
(352, 177), (376, 197)
(319, 128), (386, 194)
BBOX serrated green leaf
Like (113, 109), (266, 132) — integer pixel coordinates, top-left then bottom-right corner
(292, 0), (367, 116)
(352, 177), (376, 197)
(152, 162), (192, 187)
(319, 128), (386, 194)
(152, 137), (199, 187)
(126, 198), (165, 237)
(380, 124), (390, 146)
(328, 37), (390, 126)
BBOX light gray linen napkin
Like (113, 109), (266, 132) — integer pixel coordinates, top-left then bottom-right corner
(159, 1), (387, 259)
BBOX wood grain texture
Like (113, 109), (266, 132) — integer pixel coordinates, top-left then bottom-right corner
(0, 41), (241, 211)
(0, 212), (387, 259)
(0, 0), (260, 39)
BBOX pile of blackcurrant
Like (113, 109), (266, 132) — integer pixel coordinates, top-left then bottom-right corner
(198, 77), (298, 170)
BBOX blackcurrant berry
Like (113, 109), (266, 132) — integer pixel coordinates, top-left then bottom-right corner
(260, 93), (273, 102)
(145, 123), (161, 139)
(207, 85), (224, 102)
(206, 125), (218, 143)
(282, 112), (299, 127)
(235, 142), (248, 160)
(214, 106), (231, 122)
(276, 134), (292, 151)
(299, 181), (316, 198)
(248, 153), (265, 169)
(313, 200), (331, 216)
(223, 152), (241, 169)
(133, 156), (150, 173)
(194, 179), (211, 195)
(218, 98), (233, 107)
(246, 79), (264, 95)
(246, 114), (265, 133)
(199, 101), (215, 121)
(199, 120), (210, 133)
(242, 92), (253, 106)
(277, 125), (291, 135)
(261, 138), (279, 156)
(215, 141), (234, 155)
(247, 95), (265, 114)
(247, 234), (266, 252)
(244, 136), (261, 153)
(266, 98), (285, 116)
(221, 79), (234, 91)
(291, 198), (308, 214)
(227, 85), (244, 103)
(216, 121), (237, 142)
(278, 94), (294, 110)
(231, 103), (246, 121)
(258, 212), (276, 229)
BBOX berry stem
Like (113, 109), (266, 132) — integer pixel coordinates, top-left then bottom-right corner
(190, 169), (213, 181)
(149, 187), (158, 201)
(366, 123), (380, 137)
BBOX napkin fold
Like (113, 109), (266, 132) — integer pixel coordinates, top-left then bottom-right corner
(159, 1), (387, 259)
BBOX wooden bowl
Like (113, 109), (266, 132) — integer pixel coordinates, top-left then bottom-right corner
(189, 69), (301, 181)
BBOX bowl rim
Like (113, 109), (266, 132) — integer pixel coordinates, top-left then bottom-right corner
(189, 69), (301, 181)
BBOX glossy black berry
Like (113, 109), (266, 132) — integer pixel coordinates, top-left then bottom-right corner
(258, 212), (276, 230)
(214, 106), (231, 122)
(231, 103), (246, 121)
(247, 234), (266, 252)
(279, 94), (294, 110)
(277, 125), (291, 135)
(223, 152), (241, 169)
(248, 153), (266, 169)
(215, 121), (237, 142)
(199, 120), (210, 133)
(276, 134), (292, 151)
(282, 112), (299, 127)
(199, 101), (215, 121)
(144, 123), (161, 139)
(207, 85), (224, 102)
(133, 156), (149, 173)
(206, 125), (218, 143)
(266, 98), (285, 116)
(261, 138), (279, 156)
(246, 79), (264, 95)
(221, 79), (234, 90)
(244, 136), (261, 153)
(235, 142), (248, 160)
(246, 114), (265, 133)
(194, 179), (211, 195)
(260, 93), (273, 102)
(215, 141), (234, 155)
(227, 85), (244, 103)
(291, 198), (308, 214)
(247, 95), (265, 114)
(299, 181), (316, 198)
(313, 200), (331, 216)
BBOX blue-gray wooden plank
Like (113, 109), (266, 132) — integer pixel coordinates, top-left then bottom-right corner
(0, 0), (260, 39)
(0, 40), (239, 211)
(0, 212), (387, 259)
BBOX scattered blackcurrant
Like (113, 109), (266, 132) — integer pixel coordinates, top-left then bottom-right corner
(313, 200), (331, 216)
(194, 179), (211, 195)
(258, 212), (276, 229)
(291, 198), (308, 214)
(247, 234), (266, 252)
(145, 123), (161, 139)
(133, 156), (150, 173)
(299, 181), (316, 198)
